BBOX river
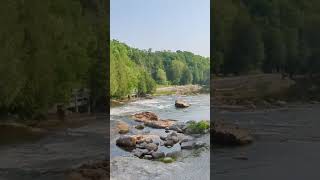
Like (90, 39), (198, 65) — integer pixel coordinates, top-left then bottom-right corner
(0, 116), (108, 180)
(110, 94), (210, 180)
(213, 103), (320, 180)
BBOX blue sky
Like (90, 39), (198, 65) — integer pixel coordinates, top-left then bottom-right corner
(111, 0), (210, 57)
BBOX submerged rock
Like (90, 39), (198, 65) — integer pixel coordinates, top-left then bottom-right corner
(135, 124), (145, 130)
(275, 100), (287, 107)
(162, 157), (174, 163)
(180, 141), (194, 150)
(117, 121), (130, 134)
(175, 99), (190, 108)
(212, 121), (253, 146)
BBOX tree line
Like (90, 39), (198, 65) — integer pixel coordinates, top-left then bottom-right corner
(110, 40), (210, 98)
(0, 0), (108, 119)
(213, 0), (320, 77)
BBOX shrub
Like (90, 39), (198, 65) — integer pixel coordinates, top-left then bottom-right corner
(186, 120), (210, 134)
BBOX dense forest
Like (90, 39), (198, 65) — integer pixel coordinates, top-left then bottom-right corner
(0, 0), (108, 119)
(110, 40), (210, 98)
(213, 0), (320, 77)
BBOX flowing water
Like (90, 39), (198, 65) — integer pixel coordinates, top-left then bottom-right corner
(213, 103), (320, 180)
(0, 116), (107, 180)
(110, 94), (210, 180)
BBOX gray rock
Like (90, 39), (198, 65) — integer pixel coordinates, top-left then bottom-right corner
(145, 143), (158, 151)
(164, 140), (175, 147)
(151, 152), (165, 159)
(175, 99), (190, 108)
(165, 143), (181, 158)
(133, 148), (149, 158)
(178, 135), (194, 144)
(170, 132), (178, 137)
(160, 136), (167, 141)
(136, 142), (147, 149)
(157, 143), (181, 158)
(181, 141), (195, 150)
(168, 136), (179, 144)
(144, 138), (153, 144)
(194, 141), (206, 148)
(169, 124), (183, 133)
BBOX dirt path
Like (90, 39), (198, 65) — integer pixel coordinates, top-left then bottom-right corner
(0, 115), (108, 180)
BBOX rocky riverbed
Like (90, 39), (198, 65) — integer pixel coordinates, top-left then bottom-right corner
(110, 94), (210, 180)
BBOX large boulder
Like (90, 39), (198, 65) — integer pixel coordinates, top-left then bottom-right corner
(132, 112), (159, 122)
(212, 121), (253, 146)
(132, 112), (176, 129)
(144, 119), (176, 129)
(175, 99), (190, 108)
(116, 135), (136, 148)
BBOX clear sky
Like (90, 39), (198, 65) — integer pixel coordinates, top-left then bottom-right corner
(111, 0), (210, 57)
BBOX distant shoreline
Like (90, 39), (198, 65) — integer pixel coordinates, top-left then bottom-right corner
(111, 84), (209, 107)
